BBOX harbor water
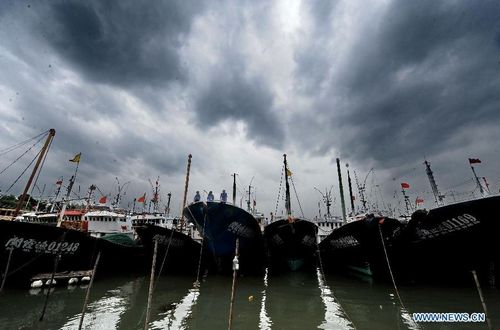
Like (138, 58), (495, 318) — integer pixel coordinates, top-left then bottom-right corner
(0, 269), (499, 329)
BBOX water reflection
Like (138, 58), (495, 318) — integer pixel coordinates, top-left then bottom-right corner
(0, 271), (498, 329)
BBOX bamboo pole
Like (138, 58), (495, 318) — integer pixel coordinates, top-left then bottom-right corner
(472, 270), (492, 330)
(179, 154), (192, 231)
(227, 238), (240, 330)
(0, 248), (14, 293)
(144, 238), (159, 330)
(78, 251), (101, 330)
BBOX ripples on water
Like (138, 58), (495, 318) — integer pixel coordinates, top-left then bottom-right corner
(0, 269), (498, 329)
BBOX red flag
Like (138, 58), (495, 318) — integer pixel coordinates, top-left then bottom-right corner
(99, 196), (107, 204)
(137, 193), (146, 203)
(401, 182), (410, 189)
(416, 198), (424, 204)
(56, 180), (63, 185)
(468, 158), (481, 164)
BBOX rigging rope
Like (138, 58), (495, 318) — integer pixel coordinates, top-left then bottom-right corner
(3, 147), (43, 195)
(0, 130), (48, 156)
(26, 135), (53, 209)
(0, 133), (46, 176)
(289, 176), (305, 218)
(274, 165), (284, 217)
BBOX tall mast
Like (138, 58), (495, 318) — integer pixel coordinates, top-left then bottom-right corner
(13, 129), (55, 219)
(424, 160), (444, 206)
(346, 164), (355, 215)
(35, 184), (46, 212)
(336, 158), (347, 223)
(232, 173), (237, 205)
(401, 185), (412, 216)
(166, 192), (171, 217)
(469, 162), (485, 197)
(283, 154), (292, 218)
(57, 174), (76, 227)
(247, 185), (251, 212)
(179, 154), (192, 231)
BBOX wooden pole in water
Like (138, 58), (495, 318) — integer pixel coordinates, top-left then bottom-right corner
(39, 232), (66, 321)
(472, 270), (492, 330)
(144, 238), (159, 330)
(13, 129), (55, 219)
(228, 238), (240, 330)
(0, 248), (14, 293)
(78, 251), (101, 330)
(180, 154), (192, 231)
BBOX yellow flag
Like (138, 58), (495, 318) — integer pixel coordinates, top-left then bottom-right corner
(286, 168), (292, 177)
(69, 152), (81, 163)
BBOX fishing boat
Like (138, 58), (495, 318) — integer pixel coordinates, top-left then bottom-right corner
(318, 214), (404, 279)
(183, 172), (265, 275)
(133, 174), (202, 275)
(264, 154), (318, 273)
(383, 160), (500, 286)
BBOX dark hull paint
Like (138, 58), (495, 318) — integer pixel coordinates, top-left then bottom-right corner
(0, 220), (147, 287)
(183, 202), (265, 275)
(318, 216), (404, 280)
(392, 195), (500, 286)
(134, 224), (202, 275)
(264, 218), (318, 273)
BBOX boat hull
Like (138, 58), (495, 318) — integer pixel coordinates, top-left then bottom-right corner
(183, 202), (265, 275)
(318, 216), (404, 280)
(135, 224), (202, 275)
(392, 195), (500, 286)
(264, 218), (318, 273)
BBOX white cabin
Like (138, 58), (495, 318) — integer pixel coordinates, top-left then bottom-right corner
(84, 210), (134, 239)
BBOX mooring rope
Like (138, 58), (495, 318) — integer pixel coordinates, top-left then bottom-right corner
(194, 212), (207, 286)
(315, 240), (357, 329)
(152, 225), (177, 292)
(472, 270), (493, 330)
(377, 222), (419, 329)
(0, 248), (14, 293)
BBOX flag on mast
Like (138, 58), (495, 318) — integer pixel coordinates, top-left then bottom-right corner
(137, 193), (146, 203)
(401, 182), (410, 189)
(468, 158), (481, 164)
(99, 196), (107, 204)
(69, 152), (81, 163)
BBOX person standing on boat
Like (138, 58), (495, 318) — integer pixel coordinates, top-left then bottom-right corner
(220, 190), (228, 203)
(194, 191), (201, 202)
(207, 191), (215, 202)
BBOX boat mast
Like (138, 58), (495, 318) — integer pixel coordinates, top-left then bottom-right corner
(283, 154), (293, 220)
(166, 192), (171, 217)
(12, 129), (55, 219)
(179, 154), (192, 231)
(336, 158), (347, 223)
(346, 164), (355, 215)
(232, 173), (237, 205)
(424, 160), (444, 206)
(57, 173), (76, 227)
(401, 185), (412, 216)
(469, 162), (485, 197)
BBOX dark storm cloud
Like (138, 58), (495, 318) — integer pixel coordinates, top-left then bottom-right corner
(40, 0), (205, 87)
(297, 0), (500, 169)
(194, 68), (285, 149)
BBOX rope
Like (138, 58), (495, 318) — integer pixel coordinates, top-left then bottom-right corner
(0, 130), (48, 156)
(377, 223), (418, 328)
(274, 165), (284, 216)
(152, 223), (177, 292)
(0, 133), (46, 176)
(0, 248), (14, 293)
(472, 270), (493, 330)
(289, 176), (305, 218)
(194, 212), (207, 286)
(3, 148), (42, 195)
(315, 240), (356, 329)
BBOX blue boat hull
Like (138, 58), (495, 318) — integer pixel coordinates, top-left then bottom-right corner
(183, 202), (265, 275)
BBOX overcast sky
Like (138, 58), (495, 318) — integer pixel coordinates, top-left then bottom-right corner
(1, 0), (499, 218)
